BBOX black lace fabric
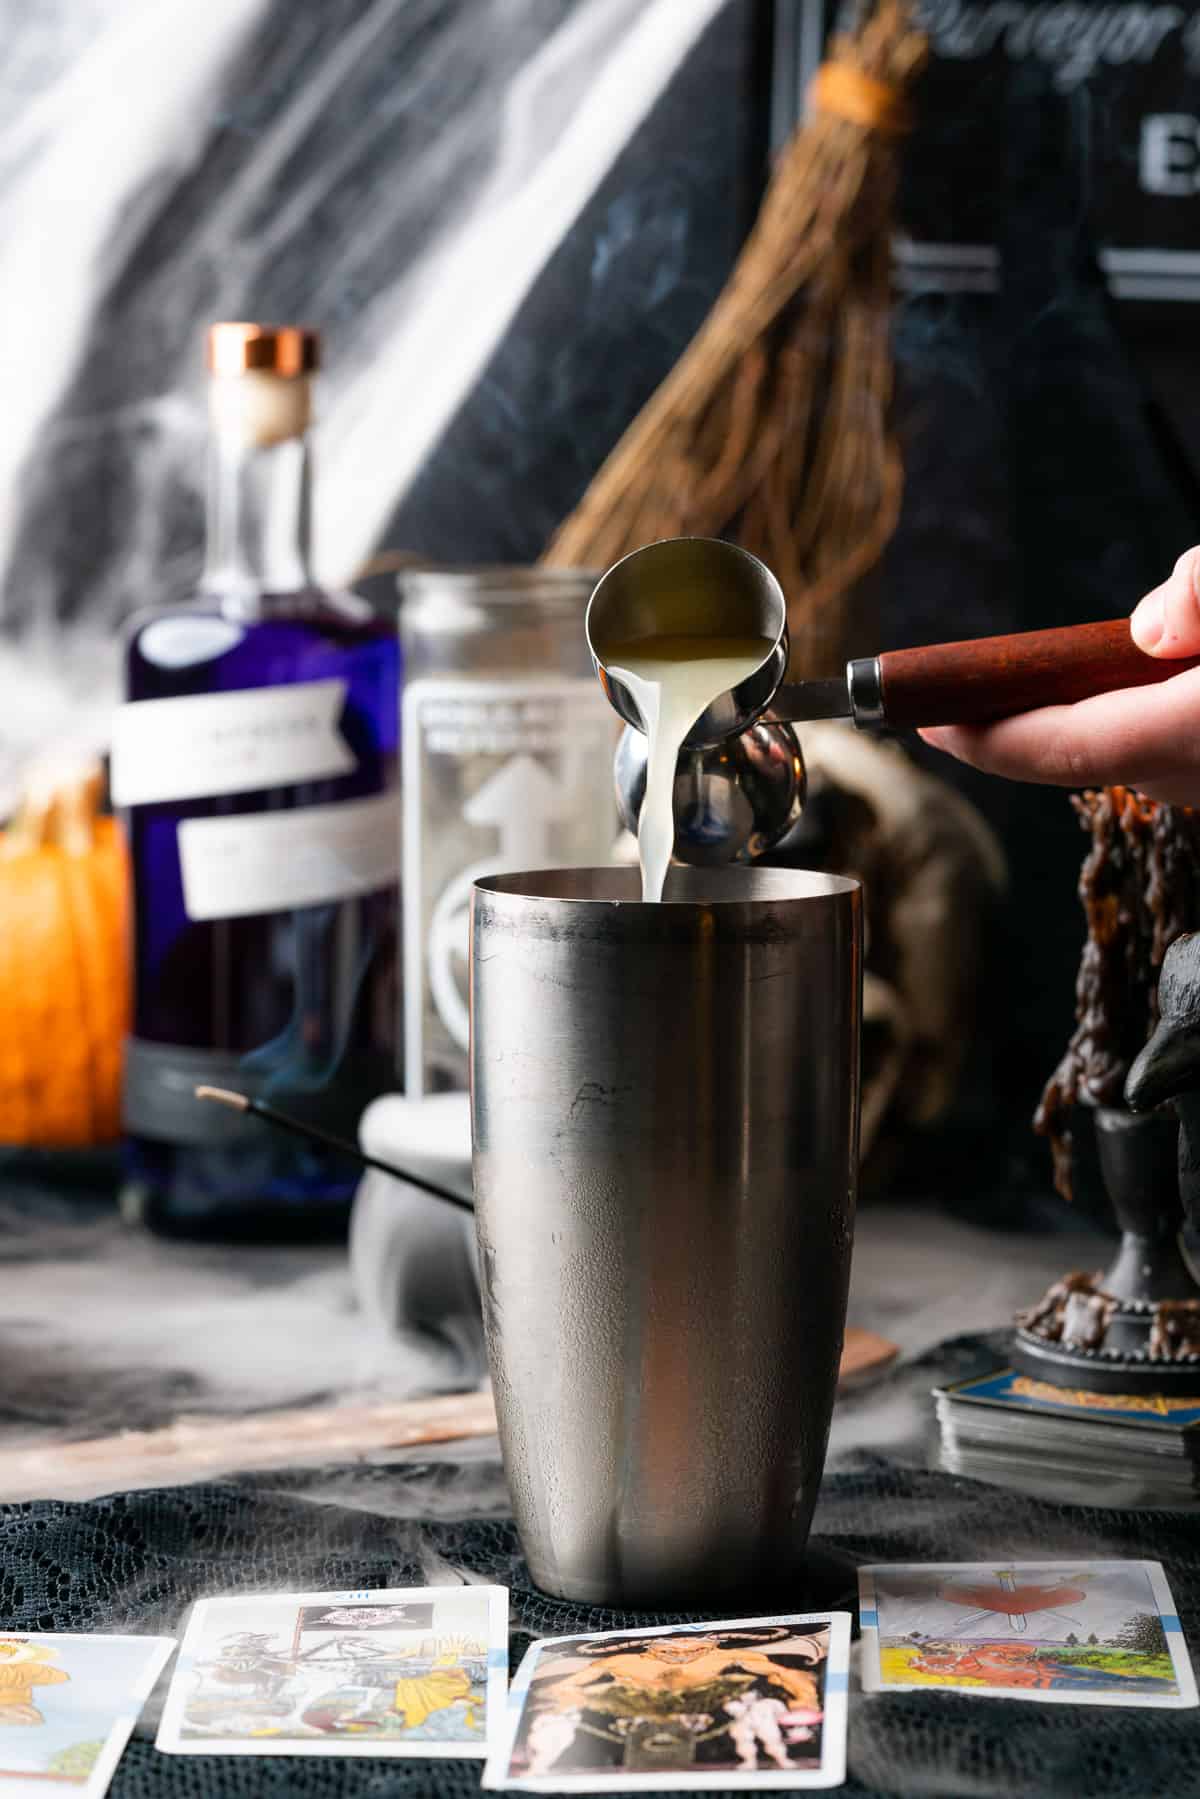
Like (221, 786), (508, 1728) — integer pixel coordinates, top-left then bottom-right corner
(1, 1460), (1196, 1797)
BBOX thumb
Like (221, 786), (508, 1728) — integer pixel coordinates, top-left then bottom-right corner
(1131, 547), (1200, 656)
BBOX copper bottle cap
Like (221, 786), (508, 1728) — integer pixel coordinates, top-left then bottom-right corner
(207, 323), (320, 377)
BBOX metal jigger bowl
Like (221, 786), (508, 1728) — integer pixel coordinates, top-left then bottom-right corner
(586, 536), (789, 750)
(614, 719), (807, 865)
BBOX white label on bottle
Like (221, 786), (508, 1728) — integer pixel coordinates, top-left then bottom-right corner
(401, 676), (619, 1096)
(110, 680), (356, 806)
(178, 791), (399, 921)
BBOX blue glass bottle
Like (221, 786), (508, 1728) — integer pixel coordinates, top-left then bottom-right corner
(116, 325), (399, 1237)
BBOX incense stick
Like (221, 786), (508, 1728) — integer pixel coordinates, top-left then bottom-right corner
(194, 1086), (475, 1216)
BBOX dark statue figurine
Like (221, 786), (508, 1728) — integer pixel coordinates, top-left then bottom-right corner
(1124, 930), (1200, 1366)
(1013, 791), (1200, 1395)
(1127, 930), (1200, 1224)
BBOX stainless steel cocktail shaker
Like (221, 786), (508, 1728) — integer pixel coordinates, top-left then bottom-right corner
(469, 865), (862, 1606)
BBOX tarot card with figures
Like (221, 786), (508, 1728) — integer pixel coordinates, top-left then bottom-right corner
(156, 1586), (508, 1756)
(484, 1614), (851, 1791)
(0, 1632), (174, 1799)
(859, 1561), (1197, 1706)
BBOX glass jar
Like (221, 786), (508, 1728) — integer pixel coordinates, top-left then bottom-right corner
(399, 567), (618, 1094)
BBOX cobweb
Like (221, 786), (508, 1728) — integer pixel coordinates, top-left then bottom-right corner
(0, 0), (723, 815)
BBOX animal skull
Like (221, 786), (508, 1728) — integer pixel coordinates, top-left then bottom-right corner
(781, 723), (1007, 1165)
(613, 723), (1005, 1166)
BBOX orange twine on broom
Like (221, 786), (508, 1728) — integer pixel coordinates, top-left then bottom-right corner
(540, 0), (927, 676)
(810, 63), (915, 136)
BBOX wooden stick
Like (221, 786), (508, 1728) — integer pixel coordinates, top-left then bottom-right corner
(0, 1391), (500, 1504)
(0, 1333), (897, 1502)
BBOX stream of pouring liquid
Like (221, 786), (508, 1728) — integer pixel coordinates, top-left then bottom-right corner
(603, 635), (775, 902)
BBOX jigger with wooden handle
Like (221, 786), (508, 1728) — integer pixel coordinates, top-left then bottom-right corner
(589, 537), (1200, 864)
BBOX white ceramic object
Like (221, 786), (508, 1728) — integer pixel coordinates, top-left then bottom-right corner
(359, 1091), (473, 1197)
(349, 1092), (485, 1387)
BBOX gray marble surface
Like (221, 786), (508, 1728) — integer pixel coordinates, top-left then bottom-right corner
(0, 1178), (1114, 1504)
(0, 0), (759, 814)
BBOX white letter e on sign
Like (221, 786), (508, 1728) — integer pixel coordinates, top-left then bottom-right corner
(1141, 115), (1200, 194)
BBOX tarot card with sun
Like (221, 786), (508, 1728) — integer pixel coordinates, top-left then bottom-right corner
(859, 1561), (1196, 1706)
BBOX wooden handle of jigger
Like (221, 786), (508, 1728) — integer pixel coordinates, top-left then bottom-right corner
(876, 617), (1200, 729)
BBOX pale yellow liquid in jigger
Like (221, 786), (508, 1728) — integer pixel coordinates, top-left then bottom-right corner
(604, 634), (775, 902)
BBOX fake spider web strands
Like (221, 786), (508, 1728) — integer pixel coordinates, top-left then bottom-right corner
(2, 1465), (1200, 1797)
(0, 0), (729, 821)
(541, 0), (927, 677)
(1034, 788), (1200, 1201)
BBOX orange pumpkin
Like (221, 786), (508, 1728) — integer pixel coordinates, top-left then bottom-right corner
(0, 762), (129, 1145)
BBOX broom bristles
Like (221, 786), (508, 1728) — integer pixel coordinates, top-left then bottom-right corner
(541, 0), (927, 676)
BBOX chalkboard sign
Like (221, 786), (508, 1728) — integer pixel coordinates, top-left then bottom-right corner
(774, 0), (1200, 302)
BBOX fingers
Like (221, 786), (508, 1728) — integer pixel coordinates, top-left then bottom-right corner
(919, 665), (1200, 806)
(1131, 547), (1200, 657)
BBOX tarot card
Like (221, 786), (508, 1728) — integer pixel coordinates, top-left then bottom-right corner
(156, 1585), (508, 1757)
(483, 1612), (851, 1791)
(0, 1631), (174, 1798)
(859, 1560), (1197, 1707)
(938, 1369), (1200, 1434)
